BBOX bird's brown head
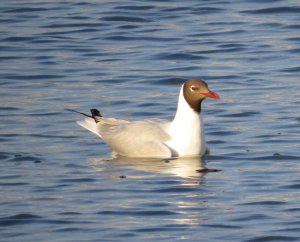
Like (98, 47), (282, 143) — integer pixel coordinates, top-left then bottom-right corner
(183, 79), (220, 113)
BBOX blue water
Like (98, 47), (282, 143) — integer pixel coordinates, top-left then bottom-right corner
(1, 0), (300, 241)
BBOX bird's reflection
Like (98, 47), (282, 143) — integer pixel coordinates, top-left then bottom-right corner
(90, 155), (218, 183)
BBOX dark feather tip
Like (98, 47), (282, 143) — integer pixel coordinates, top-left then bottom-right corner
(90, 109), (102, 117)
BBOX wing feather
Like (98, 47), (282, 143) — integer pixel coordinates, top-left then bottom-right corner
(78, 117), (173, 157)
(98, 119), (171, 157)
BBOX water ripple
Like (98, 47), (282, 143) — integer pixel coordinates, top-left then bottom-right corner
(98, 210), (178, 216)
(0, 214), (42, 226)
(244, 236), (298, 242)
(101, 16), (151, 23)
(242, 6), (300, 14)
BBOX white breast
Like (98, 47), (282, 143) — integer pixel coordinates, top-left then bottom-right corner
(165, 86), (207, 157)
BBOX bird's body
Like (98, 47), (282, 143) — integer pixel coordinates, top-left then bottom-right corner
(71, 79), (219, 158)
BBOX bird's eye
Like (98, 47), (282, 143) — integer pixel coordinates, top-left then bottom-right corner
(191, 86), (199, 91)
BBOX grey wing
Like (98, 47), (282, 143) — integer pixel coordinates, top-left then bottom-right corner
(97, 119), (172, 158)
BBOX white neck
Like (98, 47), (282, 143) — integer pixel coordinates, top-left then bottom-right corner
(166, 85), (206, 157)
(172, 86), (201, 126)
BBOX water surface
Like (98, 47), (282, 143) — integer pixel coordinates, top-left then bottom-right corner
(1, 0), (300, 241)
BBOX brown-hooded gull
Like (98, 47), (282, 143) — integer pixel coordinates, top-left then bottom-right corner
(67, 79), (220, 158)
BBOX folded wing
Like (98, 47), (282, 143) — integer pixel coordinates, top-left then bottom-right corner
(78, 117), (173, 158)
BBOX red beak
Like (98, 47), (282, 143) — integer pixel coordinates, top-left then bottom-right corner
(202, 90), (220, 99)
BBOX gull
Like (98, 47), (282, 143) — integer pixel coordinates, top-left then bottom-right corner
(67, 79), (220, 158)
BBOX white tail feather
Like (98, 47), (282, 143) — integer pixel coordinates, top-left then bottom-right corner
(77, 118), (102, 138)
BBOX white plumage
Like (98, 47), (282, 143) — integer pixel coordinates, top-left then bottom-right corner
(72, 79), (220, 158)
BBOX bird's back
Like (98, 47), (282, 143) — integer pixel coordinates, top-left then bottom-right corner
(79, 117), (173, 158)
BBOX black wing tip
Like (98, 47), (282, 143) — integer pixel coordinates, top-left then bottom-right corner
(65, 108), (91, 117)
(66, 108), (102, 123)
(90, 109), (102, 117)
(65, 108), (77, 113)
